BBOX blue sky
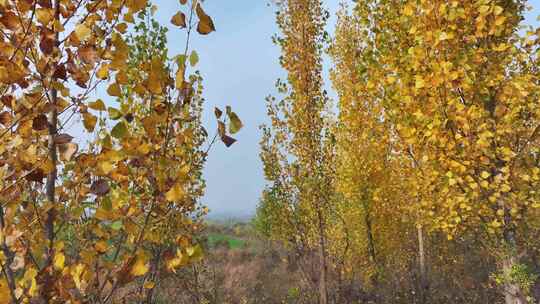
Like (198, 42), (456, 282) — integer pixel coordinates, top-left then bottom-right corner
(149, 0), (540, 217)
(148, 0), (338, 217)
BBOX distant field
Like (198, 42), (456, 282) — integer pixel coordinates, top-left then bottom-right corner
(206, 233), (246, 249)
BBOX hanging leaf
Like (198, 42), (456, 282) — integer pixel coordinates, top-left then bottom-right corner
(165, 183), (185, 202)
(107, 83), (121, 97)
(111, 121), (128, 139)
(108, 107), (123, 120)
(32, 114), (48, 131)
(0, 112), (11, 127)
(214, 107), (222, 119)
(175, 68), (184, 89)
(83, 112), (97, 132)
(171, 11), (186, 28)
(91, 179), (110, 196)
(74, 24), (91, 41)
(89, 99), (106, 111)
(227, 111), (243, 134)
(97, 64), (109, 79)
(221, 134), (237, 147)
(131, 253), (149, 276)
(218, 121), (226, 138)
(189, 51), (199, 67)
(78, 46), (98, 64)
(25, 169), (45, 183)
(54, 134), (74, 144)
(195, 4), (216, 35)
(110, 221), (123, 231)
(53, 64), (67, 80)
(94, 241), (108, 254)
(59, 143), (78, 162)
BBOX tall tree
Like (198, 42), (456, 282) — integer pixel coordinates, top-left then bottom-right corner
(258, 0), (333, 302)
(349, 0), (540, 302)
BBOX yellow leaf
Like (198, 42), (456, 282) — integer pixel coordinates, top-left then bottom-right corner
(54, 252), (65, 270)
(83, 112), (97, 132)
(95, 241), (108, 254)
(478, 5), (490, 14)
(89, 99), (106, 111)
(166, 183), (185, 202)
(99, 161), (114, 175)
(97, 64), (110, 80)
(36, 8), (53, 25)
(495, 16), (506, 26)
(175, 68), (184, 89)
(480, 171), (490, 179)
(403, 5), (414, 16)
(131, 254), (149, 276)
(75, 24), (91, 41)
(127, 0), (147, 12)
(143, 281), (155, 289)
(415, 76), (425, 89)
(107, 83), (121, 97)
(148, 59), (163, 94)
(0, 279), (10, 303)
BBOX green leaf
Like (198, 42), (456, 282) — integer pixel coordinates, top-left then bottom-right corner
(111, 121), (128, 139)
(175, 54), (187, 67)
(108, 107), (123, 120)
(110, 220), (123, 231)
(102, 196), (112, 211)
(227, 111), (243, 134)
(189, 51), (199, 67)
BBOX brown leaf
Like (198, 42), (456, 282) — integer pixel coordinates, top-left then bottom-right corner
(1, 95), (14, 109)
(214, 107), (222, 119)
(221, 134), (237, 147)
(39, 28), (55, 55)
(59, 143), (78, 162)
(91, 179), (110, 196)
(25, 169), (45, 183)
(0, 12), (19, 30)
(196, 4), (216, 35)
(32, 114), (48, 131)
(218, 121), (226, 138)
(53, 64), (67, 80)
(78, 46), (98, 65)
(171, 11), (186, 28)
(0, 111), (12, 126)
(54, 133), (74, 144)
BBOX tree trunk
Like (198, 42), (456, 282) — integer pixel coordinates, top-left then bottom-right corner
(502, 254), (527, 304)
(317, 209), (328, 304)
(502, 213), (527, 304)
(417, 225), (428, 304)
(41, 0), (60, 300)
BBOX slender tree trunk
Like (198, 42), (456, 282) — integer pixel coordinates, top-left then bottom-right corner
(42, 0), (60, 300)
(362, 199), (378, 297)
(317, 208), (328, 304)
(365, 212), (376, 265)
(502, 209), (527, 304)
(417, 224), (428, 304)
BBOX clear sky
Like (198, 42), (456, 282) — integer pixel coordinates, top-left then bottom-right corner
(149, 0), (540, 218)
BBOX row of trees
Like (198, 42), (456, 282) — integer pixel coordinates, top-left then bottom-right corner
(257, 0), (540, 303)
(0, 0), (241, 302)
